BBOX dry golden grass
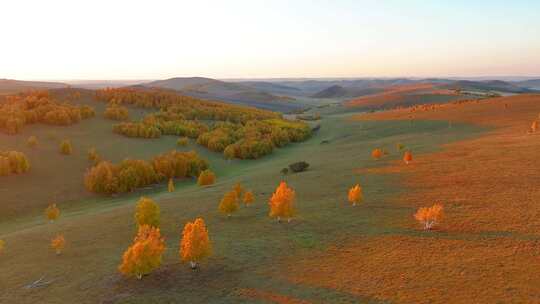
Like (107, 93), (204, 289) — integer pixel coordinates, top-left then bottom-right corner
(288, 236), (540, 304)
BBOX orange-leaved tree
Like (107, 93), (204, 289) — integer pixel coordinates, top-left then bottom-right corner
(531, 120), (538, 133)
(198, 169), (216, 186)
(219, 190), (239, 217)
(233, 182), (244, 198)
(403, 151), (413, 164)
(180, 218), (211, 269)
(243, 190), (255, 207)
(414, 203), (443, 230)
(269, 181), (296, 222)
(348, 184), (363, 206)
(119, 225), (166, 279)
(45, 203), (60, 222)
(372, 148), (383, 160)
(168, 178), (175, 192)
(135, 197), (160, 228)
(51, 234), (66, 255)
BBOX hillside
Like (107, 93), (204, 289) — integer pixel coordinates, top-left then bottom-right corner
(0, 79), (67, 95)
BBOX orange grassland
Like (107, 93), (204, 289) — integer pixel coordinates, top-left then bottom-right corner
(287, 94), (540, 304)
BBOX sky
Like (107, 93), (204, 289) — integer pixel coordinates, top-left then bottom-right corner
(1, 0), (539, 80)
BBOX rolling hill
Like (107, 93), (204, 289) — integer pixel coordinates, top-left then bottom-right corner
(0, 79), (67, 95)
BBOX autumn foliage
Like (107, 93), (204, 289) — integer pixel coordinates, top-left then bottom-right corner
(51, 235), (66, 255)
(180, 218), (211, 269)
(104, 104), (129, 121)
(531, 120), (538, 133)
(403, 151), (413, 164)
(348, 184), (363, 206)
(168, 178), (175, 192)
(0, 91), (94, 134)
(135, 197), (160, 228)
(0, 240), (5, 255)
(119, 225), (166, 279)
(269, 181), (296, 222)
(372, 148), (383, 160)
(177, 137), (189, 146)
(59, 140), (73, 155)
(414, 204), (444, 230)
(219, 190), (239, 217)
(27, 136), (38, 148)
(45, 203), (60, 222)
(0, 151), (30, 176)
(198, 169), (216, 186)
(243, 190), (255, 206)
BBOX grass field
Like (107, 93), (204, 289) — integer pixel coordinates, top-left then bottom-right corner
(3, 93), (538, 303)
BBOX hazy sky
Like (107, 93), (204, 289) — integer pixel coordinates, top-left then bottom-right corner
(2, 0), (539, 80)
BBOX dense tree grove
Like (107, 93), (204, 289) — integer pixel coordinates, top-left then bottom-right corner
(180, 218), (211, 269)
(0, 151), (30, 176)
(0, 91), (94, 134)
(84, 151), (208, 194)
(104, 104), (129, 121)
(119, 225), (165, 279)
(97, 88), (311, 159)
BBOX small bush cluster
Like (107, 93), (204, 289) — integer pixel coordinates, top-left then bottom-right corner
(289, 161), (309, 173)
(0, 151), (31, 176)
(197, 169), (216, 186)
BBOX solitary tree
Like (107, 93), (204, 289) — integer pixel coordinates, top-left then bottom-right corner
(88, 147), (99, 163)
(197, 169), (216, 186)
(414, 204), (444, 230)
(243, 190), (255, 207)
(27, 136), (38, 148)
(233, 182), (244, 198)
(269, 181), (296, 222)
(135, 197), (160, 228)
(531, 120), (538, 133)
(119, 225), (166, 279)
(59, 140), (73, 155)
(180, 218), (211, 269)
(223, 145), (235, 161)
(45, 204), (60, 222)
(51, 235), (66, 255)
(372, 148), (383, 160)
(168, 178), (175, 192)
(219, 190), (239, 217)
(348, 184), (363, 206)
(403, 151), (413, 164)
(0, 239), (4, 255)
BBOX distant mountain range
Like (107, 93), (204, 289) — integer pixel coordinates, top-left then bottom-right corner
(0, 79), (67, 95)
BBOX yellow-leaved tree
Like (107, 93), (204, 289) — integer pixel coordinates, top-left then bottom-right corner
(0, 239), (5, 255)
(414, 203), (444, 230)
(243, 190), (255, 207)
(27, 136), (38, 148)
(135, 197), (160, 228)
(168, 178), (175, 192)
(269, 181), (296, 222)
(219, 190), (239, 217)
(197, 169), (216, 186)
(180, 218), (211, 269)
(233, 182), (244, 198)
(51, 235), (66, 255)
(45, 203), (60, 222)
(348, 184), (363, 206)
(59, 139), (73, 155)
(119, 225), (166, 279)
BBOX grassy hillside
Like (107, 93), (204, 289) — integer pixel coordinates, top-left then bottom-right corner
(0, 79), (67, 95)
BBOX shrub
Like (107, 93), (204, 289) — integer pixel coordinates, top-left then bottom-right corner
(51, 235), (66, 255)
(180, 218), (211, 269)
(198, 169), (216, 186)
(348, 184), (363, 206)
(414, 204), (443, 230)
(289, 161), (309, 173)
(177, 137), (189, 146)
(45, 204), (60, 222)
(135, 197), (160, 228)
(59, 140), (73, 155)
(119, 225), (165, 279)
(27, 136), (38, 148)
(280, 168), (289, 176)
(0, 151), (30, 176)
(269, 181), (296, 222)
